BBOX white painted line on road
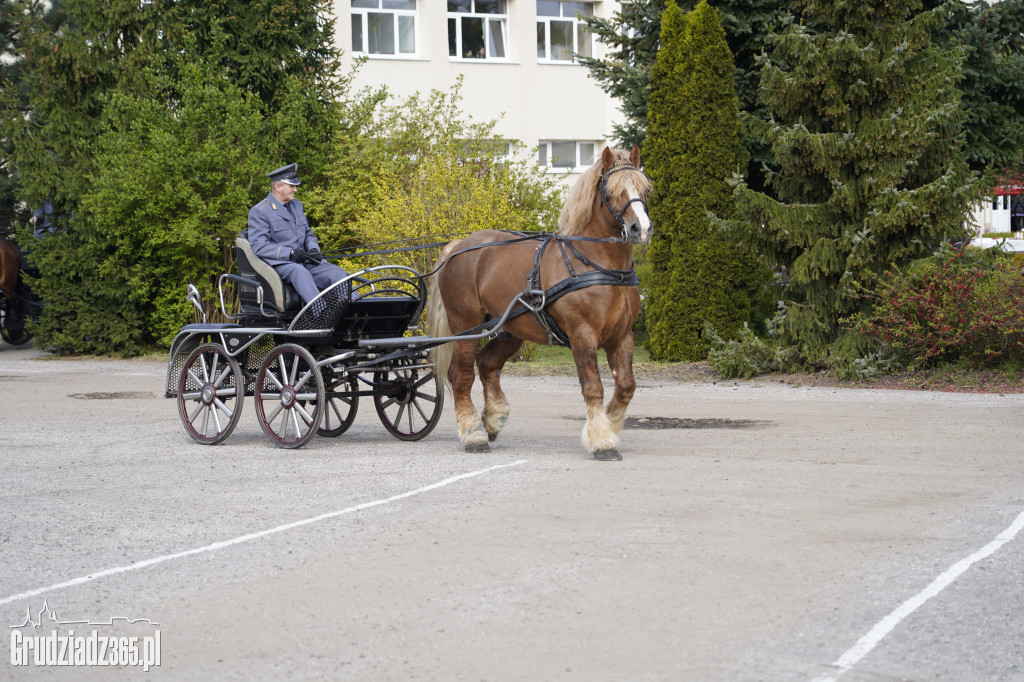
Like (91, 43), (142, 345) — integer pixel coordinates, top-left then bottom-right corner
(813, 508), (1024, 682)
(0, 460), (528, 607)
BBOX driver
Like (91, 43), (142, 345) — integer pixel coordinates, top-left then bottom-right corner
(247, 163), (347, 305)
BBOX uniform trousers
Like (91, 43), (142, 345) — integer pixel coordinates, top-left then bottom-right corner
(272, 261), (348, 304)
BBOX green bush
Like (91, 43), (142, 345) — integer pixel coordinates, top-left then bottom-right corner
(706, 324), (778, 379)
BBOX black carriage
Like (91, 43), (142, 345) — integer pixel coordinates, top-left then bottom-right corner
(164, 234), (444, 448)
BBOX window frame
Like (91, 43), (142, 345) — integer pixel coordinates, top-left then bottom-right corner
(351, 0), (419, 59)
(536, 0), (594, 64)
(538, 140), (597, 172)
(447, 0), (511, 62)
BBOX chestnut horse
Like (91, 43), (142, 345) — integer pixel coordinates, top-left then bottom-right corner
(0, 237), (22, 330)
(426, 145), (652, 460)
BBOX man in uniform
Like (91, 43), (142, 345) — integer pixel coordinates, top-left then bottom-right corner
(247, 163), (347, 305)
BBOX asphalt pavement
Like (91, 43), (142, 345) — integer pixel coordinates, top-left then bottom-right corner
(1, 343), (1022, 681)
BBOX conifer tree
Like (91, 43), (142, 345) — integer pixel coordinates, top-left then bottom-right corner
(577, 0), (664, 149)
(4, 0), (345, 354)
(726, 0), (978, 363)
(944, 0), (1024, 172)
(3, 0), (155, 219)
(0, 1), (62, 229)
(579, 0), (783, 149)
(645, 0), (767, 361)
(161, 0), (342, 113)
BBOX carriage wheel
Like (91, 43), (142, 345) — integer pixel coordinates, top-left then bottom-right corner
(0, 298), (33, 346)
(256, 343), (324, 449)
(318, 375), (359, 437)
(373, 357), (443, 441)
(177, 343), (244, 445)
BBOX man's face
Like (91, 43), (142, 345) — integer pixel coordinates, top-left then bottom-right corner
(272, 181), (298, 203)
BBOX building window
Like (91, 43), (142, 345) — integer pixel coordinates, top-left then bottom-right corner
(536, 1), (593, 62)
(448, 0), (508, 60)
(352, 0), (417, 57)
(538, 140), (596, 170)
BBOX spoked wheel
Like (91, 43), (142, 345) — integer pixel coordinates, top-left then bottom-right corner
(318, 375), (359, 437)
(255, 343), (324, 449)
(177, 343), (244, 445)
(0, 298), (32, 346)
(373, 357), (444, 441)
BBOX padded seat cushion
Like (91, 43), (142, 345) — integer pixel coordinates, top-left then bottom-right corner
(236, 233), (303, 313)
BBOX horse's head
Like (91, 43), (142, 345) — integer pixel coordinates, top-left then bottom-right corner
(558, 145), (653, 243)
(597, 145), (652, 244)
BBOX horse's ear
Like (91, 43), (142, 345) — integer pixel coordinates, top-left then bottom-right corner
(629, 144), (641, 167)
(601, 146), (616, 170)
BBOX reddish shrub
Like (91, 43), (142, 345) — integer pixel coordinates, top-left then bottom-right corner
(856, 252), (1024, 368)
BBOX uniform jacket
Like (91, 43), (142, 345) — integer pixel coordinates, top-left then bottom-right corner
(247, 193), (319, 264)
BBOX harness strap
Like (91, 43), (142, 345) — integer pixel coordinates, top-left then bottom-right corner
(522, 269), (639, 347)
(522, 234), (637, 347)
(353, 265), (638, 369)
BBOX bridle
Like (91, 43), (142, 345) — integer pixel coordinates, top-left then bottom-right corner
(599, 161), (651, 238)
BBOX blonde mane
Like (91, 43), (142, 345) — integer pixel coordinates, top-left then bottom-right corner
(557, 147), (651, 237)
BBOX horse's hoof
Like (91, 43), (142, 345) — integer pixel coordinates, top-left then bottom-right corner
(593, 449), (622, 461)
(465, 442), (490, 453)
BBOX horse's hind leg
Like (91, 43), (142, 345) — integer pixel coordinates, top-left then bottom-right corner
(604, 334), (637, 434)
(450, 338), (490, 452)
(476, 334), (523, 442)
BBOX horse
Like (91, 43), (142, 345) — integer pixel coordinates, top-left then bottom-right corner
(426, 145), (653, 460)
(0, 235), (40, 346)
(0, 236), (23, 335)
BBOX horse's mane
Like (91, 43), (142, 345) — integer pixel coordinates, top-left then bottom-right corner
(557, 157), (605, 237)
(557, 147), (650, 236)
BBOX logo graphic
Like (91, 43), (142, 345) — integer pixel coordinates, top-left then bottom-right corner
(10, 601), (161, 672)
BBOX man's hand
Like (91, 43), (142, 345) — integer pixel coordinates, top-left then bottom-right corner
(290, 248), (308, 262)
(306, 248), (323, 264)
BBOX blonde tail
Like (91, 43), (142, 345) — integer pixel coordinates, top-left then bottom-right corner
(426, 252), (453, 394)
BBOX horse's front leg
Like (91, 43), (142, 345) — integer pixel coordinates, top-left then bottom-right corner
(604, 333), (637, 434)
(571, 341), (621, 461)
(476, 334), (523, 442)
(450, 338), (490, 452)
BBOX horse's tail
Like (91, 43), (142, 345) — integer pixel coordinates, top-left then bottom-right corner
(426, 246), (454, 394)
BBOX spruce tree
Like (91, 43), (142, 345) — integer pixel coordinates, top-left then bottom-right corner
(160, 0), (342, 113)
(0, 1), (62, 229)
(943, 0), (1024, 172)
(645, 0), (766, 361)
(577, 0), (664, 149)
(579, 0), (783, 149)
(3, 0), (155, 220)
(727, 0), (978, 363)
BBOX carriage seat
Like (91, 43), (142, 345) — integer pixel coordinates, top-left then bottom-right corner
(235, 231), (303, 316)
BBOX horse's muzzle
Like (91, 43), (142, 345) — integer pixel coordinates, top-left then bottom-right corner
(625, 221), (652, 244)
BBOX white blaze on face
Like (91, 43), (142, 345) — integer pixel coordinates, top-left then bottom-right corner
(626, 186), (652, 242)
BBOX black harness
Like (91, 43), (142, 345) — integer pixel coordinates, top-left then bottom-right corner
(506, 162), (648, 346)
(521, 234), (638, 346)
(600, 161), (651, 233)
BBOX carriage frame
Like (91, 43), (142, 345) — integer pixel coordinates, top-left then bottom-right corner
(164, 231), (535, 449)
(166, 243), (441, 448)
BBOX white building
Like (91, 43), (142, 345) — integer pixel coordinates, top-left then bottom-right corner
(971, 176), (1024, 237)
(334, 0), (624, 177)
